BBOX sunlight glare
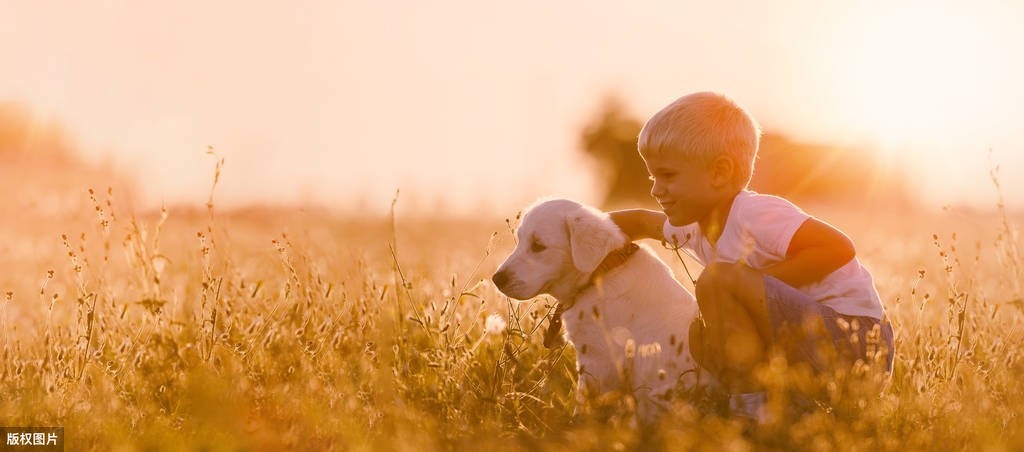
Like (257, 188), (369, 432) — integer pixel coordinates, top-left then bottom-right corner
(843, 9), (988, 153)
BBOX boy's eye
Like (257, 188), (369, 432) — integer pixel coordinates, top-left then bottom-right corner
(530, 239), (546, 253)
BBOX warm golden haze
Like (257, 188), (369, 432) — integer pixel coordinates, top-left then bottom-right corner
(4, 1), (1024, 448)
(3, 1), (1023, 212)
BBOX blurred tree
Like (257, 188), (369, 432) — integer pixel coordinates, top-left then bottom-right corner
(579, 95), (656, 210)
(0, 102), (136, 219)
(579, 95), (910, 209)
(0, 102), (74, 162)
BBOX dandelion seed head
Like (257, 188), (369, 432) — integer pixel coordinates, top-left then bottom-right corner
(484, 313), (507, 335)
(152, 255), (168, 275)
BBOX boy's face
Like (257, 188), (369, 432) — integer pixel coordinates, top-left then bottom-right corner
(641, 150), (726, 226)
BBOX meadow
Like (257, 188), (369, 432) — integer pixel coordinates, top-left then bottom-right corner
(2, 178), (1024, 451)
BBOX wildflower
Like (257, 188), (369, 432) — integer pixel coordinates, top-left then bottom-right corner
(484, 313), (507, 335)
(152, 255), (168, 275)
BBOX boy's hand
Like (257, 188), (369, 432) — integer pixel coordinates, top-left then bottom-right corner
(608, 209), (667, 242)
(762, 218), (856, 287)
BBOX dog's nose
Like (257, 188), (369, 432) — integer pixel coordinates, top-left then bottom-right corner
(492, 270), (510, 290)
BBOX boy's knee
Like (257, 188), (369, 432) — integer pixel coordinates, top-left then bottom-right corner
(695, 262), (746, 299)
(702, 260), (750, 283)
(694, 267), (720, 302)
(696, 262), (767, 317)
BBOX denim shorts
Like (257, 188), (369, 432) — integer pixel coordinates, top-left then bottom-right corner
(763, 276), (895, 375)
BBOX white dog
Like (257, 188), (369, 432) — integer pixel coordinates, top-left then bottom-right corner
(492, 198), (706, 423)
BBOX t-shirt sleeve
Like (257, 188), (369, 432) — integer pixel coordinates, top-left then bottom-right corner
(741, 195), (811, 259)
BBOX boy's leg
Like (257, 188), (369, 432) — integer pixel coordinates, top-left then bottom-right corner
(689, 262), (773, 393)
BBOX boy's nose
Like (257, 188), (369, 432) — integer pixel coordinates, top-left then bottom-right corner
(650, 181), (665, 198)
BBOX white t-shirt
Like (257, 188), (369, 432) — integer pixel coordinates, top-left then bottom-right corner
(662, 190), (885, 320)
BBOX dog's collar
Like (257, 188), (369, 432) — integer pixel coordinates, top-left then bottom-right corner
(543, 242), (640, 349)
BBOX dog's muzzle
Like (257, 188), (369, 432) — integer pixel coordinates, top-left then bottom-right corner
(491, 269), (512, 293)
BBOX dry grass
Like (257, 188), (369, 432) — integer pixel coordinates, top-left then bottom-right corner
(2, 177), (1024, 451)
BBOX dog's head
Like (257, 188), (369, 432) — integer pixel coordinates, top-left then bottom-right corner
(492, 199), (627, 300)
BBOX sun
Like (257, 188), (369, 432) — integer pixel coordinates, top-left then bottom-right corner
(836, 8), (989, 155)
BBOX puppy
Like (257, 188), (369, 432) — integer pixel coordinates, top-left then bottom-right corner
(492, 198), (705, 423)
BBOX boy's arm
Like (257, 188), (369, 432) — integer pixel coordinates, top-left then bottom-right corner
(608, 209), (667, 242)
(761, 218), (856, 287)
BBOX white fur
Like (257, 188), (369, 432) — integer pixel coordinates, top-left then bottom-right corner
(493, 198), (705, 423)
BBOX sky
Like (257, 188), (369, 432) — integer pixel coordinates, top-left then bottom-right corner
(3, 0), (1023, 216)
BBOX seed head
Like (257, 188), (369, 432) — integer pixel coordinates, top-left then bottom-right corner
(484, 313), (507, 335)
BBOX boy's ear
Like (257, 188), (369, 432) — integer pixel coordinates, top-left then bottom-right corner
(710, 155), (736, 188)
(567, 211), (621, 273)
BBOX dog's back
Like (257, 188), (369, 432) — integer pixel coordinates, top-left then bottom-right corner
(562, 245), (702, 420)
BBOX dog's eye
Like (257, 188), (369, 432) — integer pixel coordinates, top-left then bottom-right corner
(530, 239), (546, 253)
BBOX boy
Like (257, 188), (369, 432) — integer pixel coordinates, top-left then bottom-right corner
(609, 92), (894, 422)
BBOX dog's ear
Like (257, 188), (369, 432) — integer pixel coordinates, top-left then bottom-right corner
(567, 210), (622, 273)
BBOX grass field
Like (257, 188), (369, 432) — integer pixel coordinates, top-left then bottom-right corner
(2, 182), (1024, 450)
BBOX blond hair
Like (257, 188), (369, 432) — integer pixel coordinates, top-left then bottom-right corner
(638, 92), (761, 187)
